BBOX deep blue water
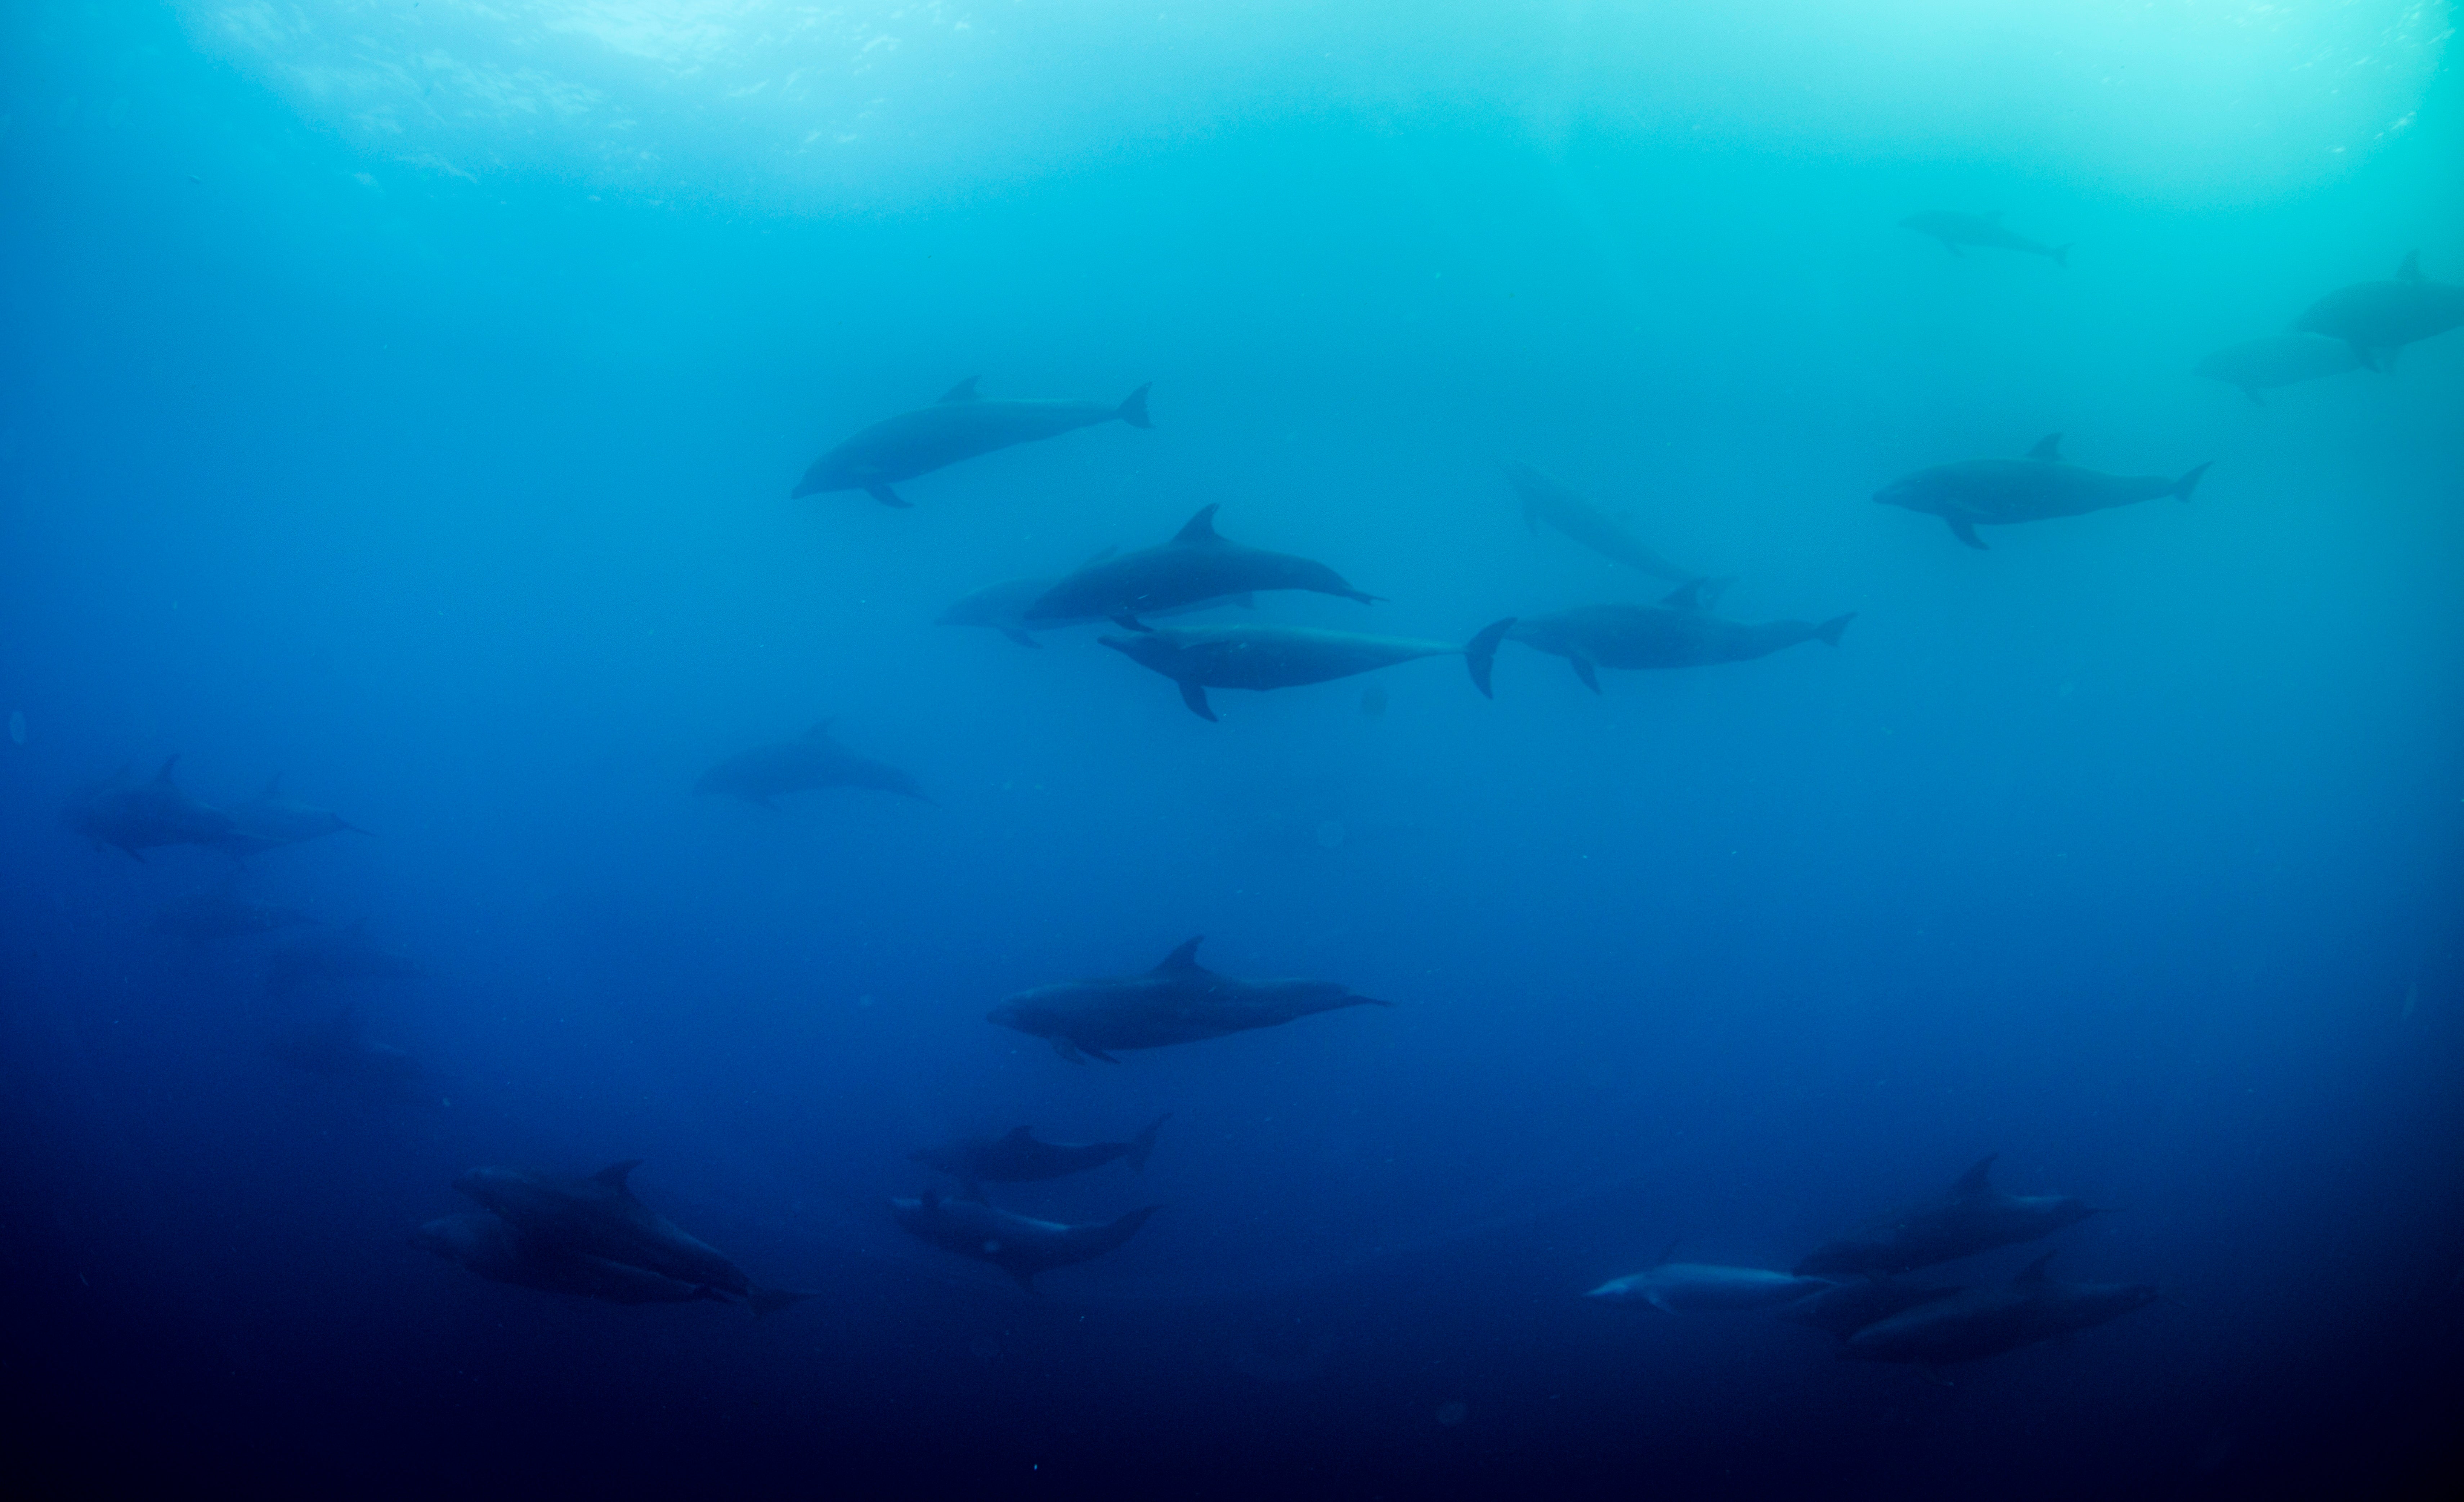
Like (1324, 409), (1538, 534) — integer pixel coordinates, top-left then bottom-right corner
(4, 4), (2461, 1496)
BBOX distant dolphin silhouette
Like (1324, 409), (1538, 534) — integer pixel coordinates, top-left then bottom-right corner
(1099, 619), (1516, 721)
(1874, 434), (2208, 550)
(2293, 251), (2464, 371)
(1900, 210), (2069, 266)
(793, 376), (1151, 507)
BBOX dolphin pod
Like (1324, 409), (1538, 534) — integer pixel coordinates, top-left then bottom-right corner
(793, 375), (1151, 508)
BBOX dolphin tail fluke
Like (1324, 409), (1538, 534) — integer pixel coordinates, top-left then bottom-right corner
(1177, 681), (1217, 722)
(1567, 654), (1601, 694)
(866, 484), (912, 508)
(1117, 383), (1153, 429)
(748, 1287), (812, 1318)
(2052, 244), (2071, 269)
(1127, 1113), (1171, 1172)
(1815, 614), (1854, 647)
(1946, 517), (1987, 550)
(1465, 618), (1516, 699)
(2171, 462), (2212, 502)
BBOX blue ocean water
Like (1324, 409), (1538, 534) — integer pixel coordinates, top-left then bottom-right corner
(3, 3), (2460, 1495)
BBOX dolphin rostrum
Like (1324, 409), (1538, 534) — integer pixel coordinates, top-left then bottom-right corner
(1583, 1263), (1835, 1313)
(1504, 579), (1851, 692)
(454, 1160), (809, 1316)
(214, 774), (367, 856)
(2193, 332), (2361, 405)
(1839, 1253), (2157, 1366)
(2293, 251), (2464, 371)
(910, 1115), (1170, 1201)
(1795, 1154), (2103, 1278)
(792, 376), (1151, 508)
(987, 936), (1389, 1063)
(63, 757), (235, 859)
(1025, 506), (1379, 632)
(1099, 618), (1517, 721)
(1505, 463), (1695, 581)
(1873, 434), (2209, 550)
(412, 1212), (732, 1307)
(1900, 210), (2070, 266)
(891, 1190), (1159, 1292)
(695, 721), (930, 806)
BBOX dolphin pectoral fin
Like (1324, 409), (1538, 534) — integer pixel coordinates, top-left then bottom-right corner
(1567, 654), (1601, 694)
(1464, 618), (1516, 699)
(1815, 614), (1854, 647)
(866, 484), (912, 508)
(748, 1286), (812, 1317)
(2051, 244), (2071, 269)
(1111, 613), (1153, 633)
(1052, 1037), (1089, 1065)
(1177, 681), (1217, 721)
(2171, 462), (2212, 502)
(1945, 517), (1987, 550)
(999, 628), (1043, 648)
(1082, 1046), (1122, 1064)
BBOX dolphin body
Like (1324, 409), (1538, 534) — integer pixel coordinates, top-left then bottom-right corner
(792, 376), (1152, 507)
(1025, 506), (1379, 632)
(987, 936), (1389, 1063)
(910, 1115), (1170, 1200)
(1779, 1277), (1968, 1339)
(1099, 619), (1517, 722)
(214, 774), (366, 856)
(1584, 1264), (1834, 1313)
(1795, 1154), (2103, 1278)
(2193, 332), (2361, 404)
(1505, 463), (1694, 582)
(2293, 251), (2464, 370)
(1900, 210), (2070, 266)
(890, 1190), (1160, 1292)
(264, 923), (424, 996)
(154, 889), (318, 944)
(266, 1006), (425, 1100)
(1874, 434), (2209, 550)
(413, 1212), (731, 1307)
(63, 757), (234, 859)
(695, 722), (929, 806)
(454, 1160), (808, 1315)
(1840, 1253), (2157, 1365)
(1505, 580), (1851, 692)
(939, 565), (1251, 648)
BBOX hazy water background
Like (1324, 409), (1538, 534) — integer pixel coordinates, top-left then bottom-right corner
(3, 3), (2461, 1495)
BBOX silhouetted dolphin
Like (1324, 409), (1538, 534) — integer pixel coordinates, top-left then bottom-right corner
(266, 1005), (425, 1100)
(1796, 1154), (2103, 1278)
(1900, 210), (2069, 266)
(1505, 463), (1694, 581)
(215, 774), (366, 856)
(412, 1212), (731, 1307)
(987, 936), (1390, 1063)
(455, 1160), (808, 1315)
(940, 560), (1250, 647)
(910, 1115), (1169, 1200)
(1778, 1277), (1968, 1338)
(1505, 580), (1851, 691)
(264, 922), (424, 996)
(63, 757), (234, 859)
(2193, 332), (2361, 404)
(1099, 618), (1517, 721)
(890, 1189), (1159, 1292)
(154, 888), (318, 944)
(792, 376), (1151, 507)
(1583, 1263), (1833, 1313)
(1840, 1253), (2156, 1365)
(2293, 251), (2464, 370)
(1025, 506), (1379, 631)
(695, 721), (929, 806)
(1874, 434), (2209, 550)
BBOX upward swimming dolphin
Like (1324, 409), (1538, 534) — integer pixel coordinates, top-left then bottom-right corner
(63, 757), (235, 859)
(1504, 580), (1851, 692)
(910, 1115), (1170, 1200)
(1839, 1253), (2156, 1366)
(1505, 464), (1694, 581)
(215, 774), (366, 856)
(1795, 1154), (2103, 1278)
(2193, 332), (2362, 404)
(454, 1160), (809, 1315)
(987, 937), (1389, 1063)
(1900, 210), (2069, 266)
(1099, 618), (1517, 721)
(792, 376), (1151, 507)
(695, 722), (930, 806)
(2293, 251), (2464, 370)
(1874, 434), (2209, 550)
(1026, 506), (1379, 631)
(891, 1191), (1160, 1293)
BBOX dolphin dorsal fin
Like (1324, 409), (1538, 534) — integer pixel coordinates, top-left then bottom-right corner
(2013, 1251), (2056, 1285)
(153, 755), (181, 785)
(593, 1160), (643, 1193)
(2396, 250), (2421, 283)
(1951, 1153), (1999, 1198)
(1172, 505), (1223, 544)
(1003, 1125), (1035, 1142)
(938, 376), (982, 403)
(1661, 578), (1711, 610)
(2024, 434), (2063, 462)
(801, 719), (835, 743)
(261, 772), (284, 798)
(1153, 936), (1207, 973)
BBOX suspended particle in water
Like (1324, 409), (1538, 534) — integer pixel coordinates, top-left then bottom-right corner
(1435, 1400), (1468, 1426)
(6, 710), (23, 745)
(1315, 820), (1346, 850)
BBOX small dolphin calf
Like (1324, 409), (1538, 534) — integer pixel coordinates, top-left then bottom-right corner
(1875, 434), (2209, 550)
(2293, 251), (2464, 370)
(696, 721), (929, 806)
(455, 1160), (808, 1315)
(1796, 1154), (2103, 1278)
(1901, 210), (2069, 266)
(1779, 1277), (1968, 1339)
(1028, 506), (1378, 632)
(1506, 463), (1695, 582)
(1505, 580), (1851, 691)
(891, 1190), (1159, 1292)
(154, 889), (318, 944)
(793, 376), (1151, 507)
(1584, 1264), (1833, 1313)
(2194, 332), (2361, 404)
(215, 774), (366, 856)
(63, 757), (235, 859)
(412, 1212), (730, 1308)
(911, 1115), (1170, 1200)
(264, 922), (424, 997)
(1840, 1253), (2156, 1366)
(988, 936), (1389, 1063)
(1100, 618), (1517, 721)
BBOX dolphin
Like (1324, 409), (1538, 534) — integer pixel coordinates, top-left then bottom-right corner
(695, 721), (930, 806)
(1583, 1264), (1834, 1313)
(266, 1005), (425, 1099)
(1840, 1253), (2157, 1366)
(62, 757), (235, 859)
(1025, 506), (1379, 632)
(1098, 618), (1517, 722)
(264, 922), (424, 996)
(910, 1115), (1170, 1200)
(153, 888), (318, 944)
(2293, 251), (2464, 371)
(2193, 332), (2361, 405)
(1796, 1154), (2104, 1278)
(214, 774), (367, 856)
(987, 936), (1390, 1063)
(1900, 210), (2070, 266)
(1505, 463), (1695, 581)
(1778, 1277), (1968, 1339)
(1504, 580), (1851, 691)
(454, 1160), (809, 1316)
(1874, 433), (2209, 550)
(890, 1190), (1160, 1292)
(412, 1212), (732, 1307)
(792, 376), (1152, 507)
(940, 559), (1252, 648)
